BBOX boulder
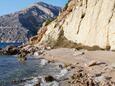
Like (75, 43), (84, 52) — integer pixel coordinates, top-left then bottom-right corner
(0, 45), (20, 55)
(44, 75), (55, 82)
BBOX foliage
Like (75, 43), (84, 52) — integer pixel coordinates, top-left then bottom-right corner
(45, 19), (53, 26)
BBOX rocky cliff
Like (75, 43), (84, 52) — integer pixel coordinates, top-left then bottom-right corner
(0, 2), (60, 43)
(31, 0), (115, 50)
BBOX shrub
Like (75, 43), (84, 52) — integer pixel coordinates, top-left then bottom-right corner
(45, 19), (53, 26)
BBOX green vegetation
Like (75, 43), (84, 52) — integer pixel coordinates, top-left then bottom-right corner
(45, 19), (53, 26)
(63, 0), (70, 11)
(64, 3), (68, 11)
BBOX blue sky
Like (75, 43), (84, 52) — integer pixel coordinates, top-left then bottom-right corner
(0, 0), (67, 16)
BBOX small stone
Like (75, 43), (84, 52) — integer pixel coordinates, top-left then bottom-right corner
(38, 50), (44, 55)
(72, 48), (77, 51)
(34, 52), (39, 56)
(111, 64), (115, 69)
(59, 64), (64, 69)
(46, 46), (51, 50)
(73, 51), (85, 56)
(34, 81), (40, 86)
(70, 65), (76, 69)
(104, 76), (112, 80)
(78, 69), (83, 72)
(40, 59), (48, 66)
(95, 72), (103, 77)
(87, 60), (97, 67)
(44, 75), (55, 82)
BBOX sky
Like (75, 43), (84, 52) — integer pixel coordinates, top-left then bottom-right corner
(0, 0), (68, 16)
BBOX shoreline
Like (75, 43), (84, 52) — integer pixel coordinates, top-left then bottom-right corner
(0, 55), (69, 86)
(35, 48), (115, 85)
(1, 46), (115, 86)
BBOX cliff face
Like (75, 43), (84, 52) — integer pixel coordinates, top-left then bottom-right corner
(0, 2), (60, 43)
(31, 0), (115, 50)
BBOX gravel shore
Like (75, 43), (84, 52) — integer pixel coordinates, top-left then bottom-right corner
(36, 48), (115, 86)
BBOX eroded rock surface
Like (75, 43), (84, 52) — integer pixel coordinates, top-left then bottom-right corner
(32, 0), (115, 50)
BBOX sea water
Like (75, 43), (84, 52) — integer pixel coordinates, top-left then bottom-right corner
(0, 42), (22, 48)
(0, 55), (61, 86)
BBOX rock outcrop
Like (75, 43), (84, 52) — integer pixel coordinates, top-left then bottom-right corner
(31, 0), (115, 50)
(0, 2), (61, 43)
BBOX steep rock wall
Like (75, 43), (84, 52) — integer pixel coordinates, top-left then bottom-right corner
(32, 0), (115, 50)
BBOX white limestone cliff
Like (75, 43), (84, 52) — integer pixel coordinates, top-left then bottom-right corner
(31, 0), (115, 50)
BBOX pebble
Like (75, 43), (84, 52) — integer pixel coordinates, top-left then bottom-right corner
(111, 64), (115, 69)
(73, 51), (84, 56)
(34, 52), (39, 56)
(86, 60), (97, 67)
(104, 76), (112, 80)
(40, 59), (48, 66)
(95, 76), (105, 82)
(95, 72), (103, 77)
(46, 47), (51, 50)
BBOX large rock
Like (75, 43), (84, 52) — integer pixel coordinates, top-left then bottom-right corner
(33, 0), (115, 50)
(0, 2), (61, 43)
(0, 45), (20, 55)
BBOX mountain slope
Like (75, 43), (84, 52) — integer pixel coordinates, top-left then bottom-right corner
(31, 0), (115, 50)
(0, 2), (61, 43)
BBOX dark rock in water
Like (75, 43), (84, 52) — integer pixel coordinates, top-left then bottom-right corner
(0, 48), (2, 50)
(0, 2), (61, 43)
(4, 46), (20, 55)
(0, 45), (20, 55)
(17, 50), (29, 62)
(44, 75), (55, 82)
(0, 43), (33, 55)
(12, 78), (29, 84)
(59, 64), (64, 69)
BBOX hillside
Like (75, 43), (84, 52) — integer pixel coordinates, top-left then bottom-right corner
(31, 0), (115, 50)
(0, 2), (61, 43)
